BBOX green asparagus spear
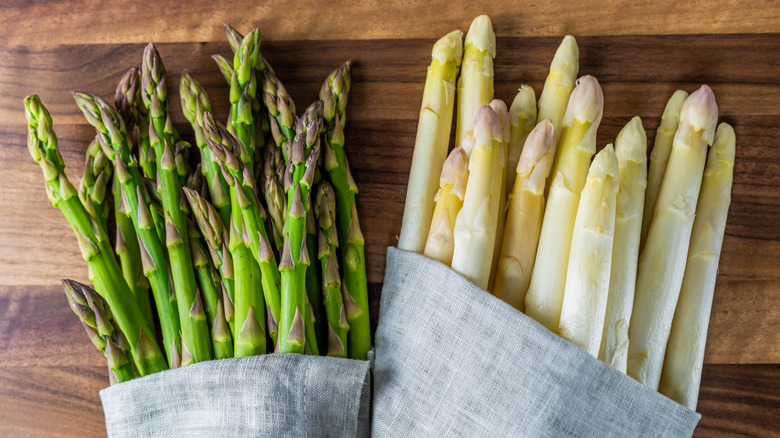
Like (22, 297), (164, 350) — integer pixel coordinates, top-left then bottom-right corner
(141, 44), (212, 364)
(27, 95), (166, 375)
(63, 279), (136, 383)
(262, 142), (286, 252)
(320, 64), (371, 359)
(263, 72), (297, 162)
(315, 182), (350, 357)
(276, 101), (323, 354)
(72, 92), (180, 368)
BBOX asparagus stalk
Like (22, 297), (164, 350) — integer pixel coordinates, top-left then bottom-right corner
(536, 35), (579, 145)
(455, 15), (495, 156)
(487, 99), (510, 291)
(641, 90), (689, 250)
(229, 214), (267, 357)
(188, 220), (222, 329)
(212, 298), (235, 359)
(493, 119), (555, 310)
(183, 187), (236, 333)
(306, 207), (326, 354)
(628, 85), (718, 390)
(63, 279), (135, 383)
(276, 102), (323, 354)
(659, 123), (735, 410)
(599, 117), (647, 372)
(320, 68), (372, 360)
(27, 95), (166, 375)
(180, 71), (232, 226)
(316, 182), (350, 357)
(397, 30), (463, 253)
(451, 105), (503, 289)
(203, 113), (280, 349)
(524, 76), (604, 331)
(114, 65), (155, 180)
(558, 145), (619, 357)
(142, 44), (212, 364)
(423, 147), (469, 265)
(507, 85), (538, 189)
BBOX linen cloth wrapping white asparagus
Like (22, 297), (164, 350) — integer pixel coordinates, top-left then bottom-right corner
(100, 354), (371, 438)
(372, 247), (700, 437)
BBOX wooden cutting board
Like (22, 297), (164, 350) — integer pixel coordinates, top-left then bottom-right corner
(0, 1), (778, 436)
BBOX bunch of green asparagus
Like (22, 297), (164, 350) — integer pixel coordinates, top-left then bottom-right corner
(26, 24), (370, 384)
(399, 15), (734, 411)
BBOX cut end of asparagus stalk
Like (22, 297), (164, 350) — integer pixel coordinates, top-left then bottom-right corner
(432, 30), (465, 66)
(464, 15), (496, 58)
(562, 75), (604, 127)
(676, 85), (719, 145)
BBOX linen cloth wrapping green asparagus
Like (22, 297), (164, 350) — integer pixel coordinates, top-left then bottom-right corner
(99, 354), (371, 437)
(372, 247), (701, 437)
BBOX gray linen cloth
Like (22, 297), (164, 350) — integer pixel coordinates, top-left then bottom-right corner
(372, 247), (700, 437)
(100, 353), (371, 438)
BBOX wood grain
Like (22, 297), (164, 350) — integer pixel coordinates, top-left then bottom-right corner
(1, 0), (779, 46)
(0, 22), (778, 438)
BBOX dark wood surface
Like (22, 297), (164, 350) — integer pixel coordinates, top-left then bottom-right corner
(1, 4), (779, 436)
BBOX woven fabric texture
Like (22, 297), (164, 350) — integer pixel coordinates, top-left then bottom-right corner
(100, 353), (371, 438)
(372, 247), (700, 438)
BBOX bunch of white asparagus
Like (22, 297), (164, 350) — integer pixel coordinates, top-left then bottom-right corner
(397, 15), (735, 411)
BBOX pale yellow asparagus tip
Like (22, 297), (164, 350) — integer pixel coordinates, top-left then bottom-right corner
(563, 75), (604, 127)
(474, 104), (503, 146)
(516, 119), (555, 191)
(492, 119), (555, 310)
(676, 85), (718, 146)
(464, 15), (497, 58)
(551, 35), (579, 78)
(510, 85), (538, 140)
(432, 30), (465, 65)
(423, 147), (470, 265)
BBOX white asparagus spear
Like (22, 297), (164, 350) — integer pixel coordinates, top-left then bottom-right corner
(628, 85), (718, 390)
(598, 117), (647, 372)
(455, 15), (496, 156)
(493, 119), (555, 310)
(398, 30), (463, 253)
(423, 147), (470, 266)
(641, 90), (688, 250)
(558, 145), (619, 357)
(507, 86), (538, 189)
(487, 99), (510, 291)
(659, 123), (735, 410)
(451, 105), (503, 289)
(524, 76), (604, 331)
